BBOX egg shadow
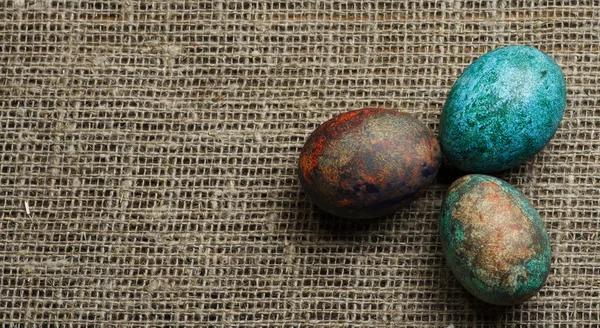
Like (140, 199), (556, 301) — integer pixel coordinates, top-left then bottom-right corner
(435, 157), (536, 186)
(440, 273), (514, 321)
(435, 162), (467, 186)
(470, 295), (513, 319)
(309, 205), (391, 241)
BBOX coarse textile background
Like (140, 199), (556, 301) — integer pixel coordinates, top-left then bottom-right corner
(1, 1), (599, 326)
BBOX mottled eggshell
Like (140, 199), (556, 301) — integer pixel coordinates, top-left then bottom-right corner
(299, 108), (441, 219)
(440, 45), (566, 173)
(440, 174), (551, 306)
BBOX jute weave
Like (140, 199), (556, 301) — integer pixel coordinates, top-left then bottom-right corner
(0, 1), (599, 326)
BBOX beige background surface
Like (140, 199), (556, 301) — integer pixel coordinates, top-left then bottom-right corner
(0, 1), (599, 326)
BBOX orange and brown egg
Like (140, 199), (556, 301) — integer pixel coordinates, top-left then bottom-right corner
(298, 108), (441, 219)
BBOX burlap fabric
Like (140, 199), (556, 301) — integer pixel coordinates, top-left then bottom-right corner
(1, 1), (598, 326)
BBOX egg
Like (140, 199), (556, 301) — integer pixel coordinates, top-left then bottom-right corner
(439, 45), (566, 173)
(439, 174), (551, 305)
(298, 108), (441, 219)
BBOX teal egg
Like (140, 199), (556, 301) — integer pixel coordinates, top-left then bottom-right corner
(439, 174), (551, 306)
(439, 46), (566, 173)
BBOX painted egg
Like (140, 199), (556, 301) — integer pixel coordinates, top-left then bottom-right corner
(439, 174), (551, 305)
(439, 45), (566, 173)
(298, 108), (441, 219)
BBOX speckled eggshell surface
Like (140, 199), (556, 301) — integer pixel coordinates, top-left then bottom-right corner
(439, 45), (566, 173)
(439, 174), (551, 306)
(298, 108), (441, 219)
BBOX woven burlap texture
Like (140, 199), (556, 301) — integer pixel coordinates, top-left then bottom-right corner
(1, 1), (599, 326)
